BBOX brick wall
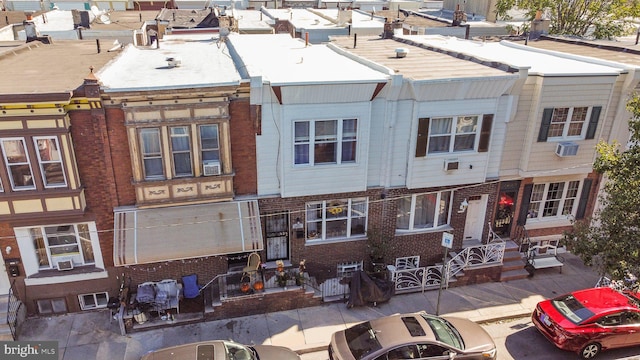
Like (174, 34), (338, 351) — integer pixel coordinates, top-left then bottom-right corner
(229, 98), (257, 195)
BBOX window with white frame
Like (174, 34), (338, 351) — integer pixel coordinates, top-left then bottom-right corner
(79, 292), (108, 310)
(396, 191), (452, 230)
(140, 128), (164, 180)
(294, 119), (358, 165)
(428, 116), (478, 154)
(538, 106), (601, 142)
(170, 126), (193, 177)
(31, 223), (96, 270)
(305, 198), (367, 241)
(34, 137), (66, 187)
(548, 107), (588, 138)
(527, 181), (581, 220)
(1, 138), (36, 190)
(138, 124), (223, 180)
(199, 124), (220, 163)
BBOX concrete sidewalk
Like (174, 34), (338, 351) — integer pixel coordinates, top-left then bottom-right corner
(17, 252), (601, 360)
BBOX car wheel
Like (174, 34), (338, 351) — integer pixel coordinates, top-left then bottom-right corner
(580, 343), (601, 359)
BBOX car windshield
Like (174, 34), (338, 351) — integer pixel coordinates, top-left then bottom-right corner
(552, 294), (595, 325)
(344, 322), (382, 360)
(225, 342), (255, 360)
(420, 314), (463, 350)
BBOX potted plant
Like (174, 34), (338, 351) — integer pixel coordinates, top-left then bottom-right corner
(366, 227), (393, 264)
(295, 259), (307, 286)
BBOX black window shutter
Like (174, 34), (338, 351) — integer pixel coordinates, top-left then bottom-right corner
(575, 178), (593, 219)
(585, 106), (602, 140)
(517, 184), (533, 226)
(415, 118), (429, 157)
(478, 114), (493, 153)
(537, 108), (553, 142)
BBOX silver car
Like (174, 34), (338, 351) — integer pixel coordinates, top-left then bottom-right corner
(141, 340), (301, 360)
(329, 311), (496, 360)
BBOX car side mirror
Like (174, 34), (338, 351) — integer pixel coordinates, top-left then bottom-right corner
(445, 350), (456, 359)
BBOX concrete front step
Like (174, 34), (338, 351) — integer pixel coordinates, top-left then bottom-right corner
(500, 268), (530, 282)
(502, 258), (526, 272)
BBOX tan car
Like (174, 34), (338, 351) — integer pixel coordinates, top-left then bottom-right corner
(329, 311), (496, 360)
(140, 340), (301, 360)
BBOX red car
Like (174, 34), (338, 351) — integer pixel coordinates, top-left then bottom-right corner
(532, 287), (640, 359)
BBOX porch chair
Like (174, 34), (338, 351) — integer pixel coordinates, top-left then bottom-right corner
(242, 252), (261, 282)
(182, 274), (201, 299)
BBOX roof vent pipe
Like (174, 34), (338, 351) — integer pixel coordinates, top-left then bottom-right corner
(395, 47), (408, 58)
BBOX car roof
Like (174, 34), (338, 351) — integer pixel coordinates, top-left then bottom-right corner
(572, 287), (640, 315)
(367, 312), (436, 348)
(141, 340), (226, 360)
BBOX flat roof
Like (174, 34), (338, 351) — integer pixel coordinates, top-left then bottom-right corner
(227, 33), (389, 85)
(399, 35), (625, 76)
(97, 34), (241, 92)
(329, 35), (514, 81)
(89, 10), (159, 31)
(508, 35), (640, 68)
(0, 40), (120, 95)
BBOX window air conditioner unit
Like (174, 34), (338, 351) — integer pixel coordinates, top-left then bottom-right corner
(203, 161), (221, 176)
(555, 142), (579, 157)
(57, 260), (74, 271)
(444, 159), (459, 171)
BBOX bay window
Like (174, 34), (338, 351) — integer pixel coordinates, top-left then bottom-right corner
(305, 198), (367, 241)
(32, 223), (96, 270)
(396, 191), (452, 230)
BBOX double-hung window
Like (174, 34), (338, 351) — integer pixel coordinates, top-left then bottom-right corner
(139, 124), (223, 180)
(34, 137), (66, 187)
(140, 128), (164, 180)
(396, 191), (452, 230)
(305, 198), (367, 241)
(1, 138), (35, 190)
(428, 116), (478, 154)
(294, 118), (358, 165)
(415, 115), (493, 157)
(527, 181), (580, 220)
(538, 106), (601, 142)
(199, 124), (220, 162)
(170, 126), (192, 177)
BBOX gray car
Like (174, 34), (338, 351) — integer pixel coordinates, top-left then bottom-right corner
(140, 340), (302, 360)
(329, 311), (496, 360)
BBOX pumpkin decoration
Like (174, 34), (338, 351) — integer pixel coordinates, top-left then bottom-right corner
(240, 281), (251, 293)
(253, 280), (264, 291)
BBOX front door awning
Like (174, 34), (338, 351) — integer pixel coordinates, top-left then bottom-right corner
(113, 200), (263, 266)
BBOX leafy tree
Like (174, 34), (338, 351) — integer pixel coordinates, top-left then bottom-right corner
(565, 94), (640, 281)
(494, 0), (640, 39)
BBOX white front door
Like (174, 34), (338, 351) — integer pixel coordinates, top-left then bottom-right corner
(463, 195), (488, 241)
(0, 261), (11, 295)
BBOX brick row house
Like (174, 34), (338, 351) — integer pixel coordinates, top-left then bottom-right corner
(0, 30), (638, 324)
